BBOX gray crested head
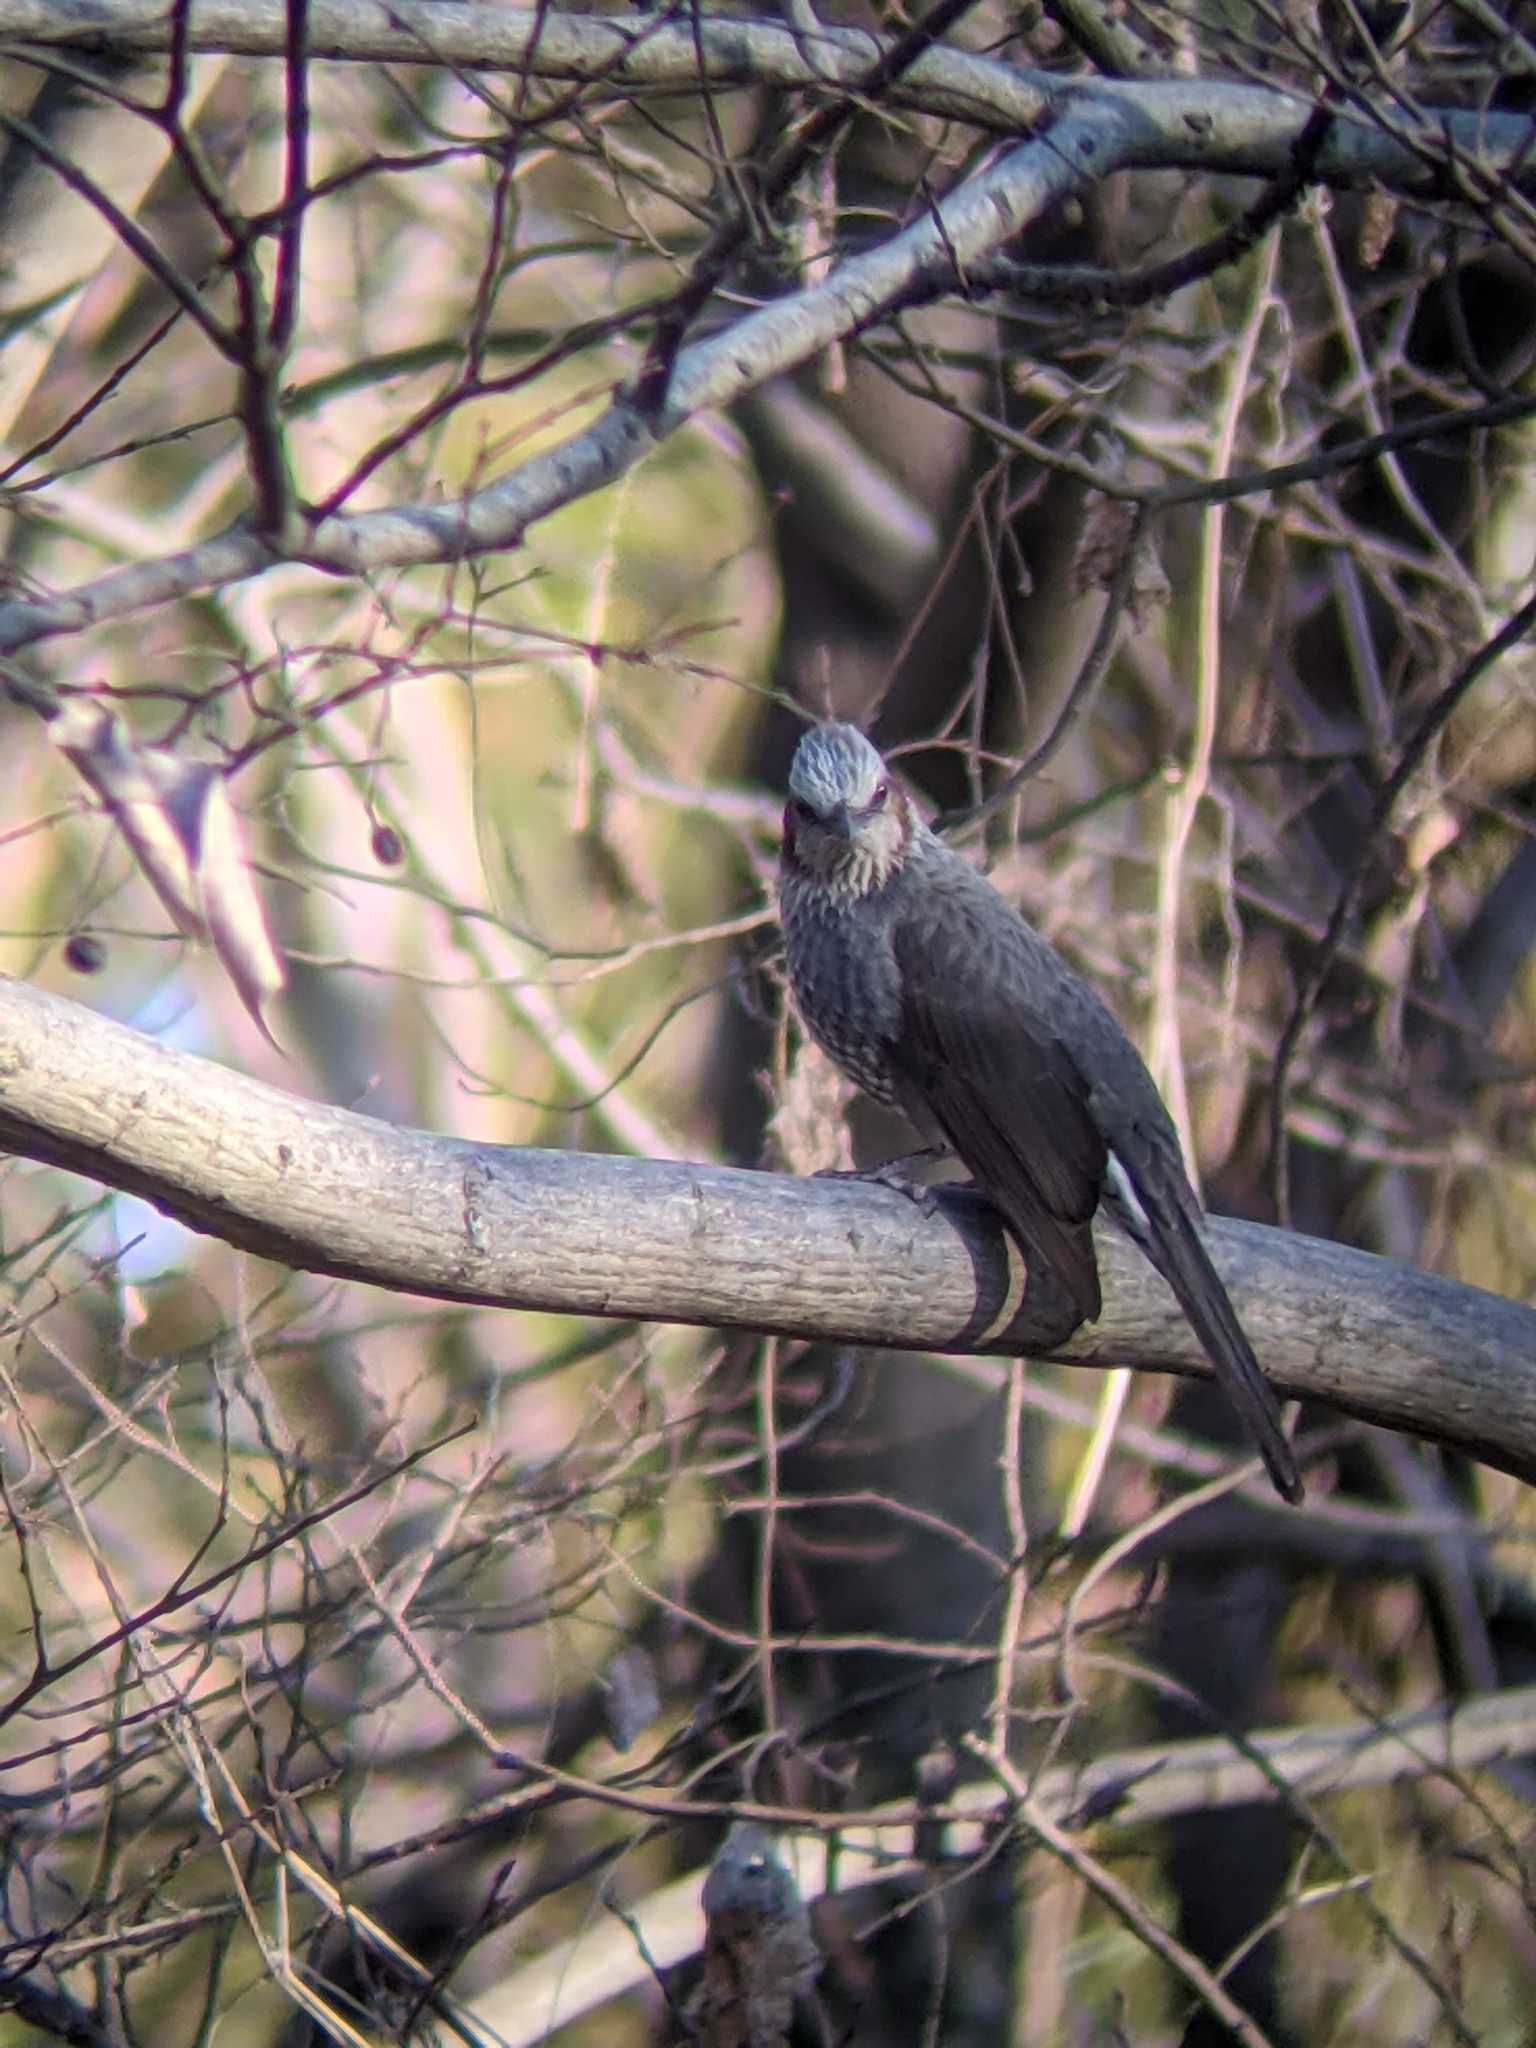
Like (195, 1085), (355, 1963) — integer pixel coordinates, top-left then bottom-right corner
(787, 723), (885, 813)
(782, 722), (911, 897)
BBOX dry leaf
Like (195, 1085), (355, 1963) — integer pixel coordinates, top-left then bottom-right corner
(768, 1039), (856, 1176)
(53, 701), (286, 1044)
(1073, 491), (1170, 626)
(600, 1646), (660, 1752)
(1358, 191), (1399, 270)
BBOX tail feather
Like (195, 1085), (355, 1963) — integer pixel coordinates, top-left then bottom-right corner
(1121, 1151), (1303, 1504)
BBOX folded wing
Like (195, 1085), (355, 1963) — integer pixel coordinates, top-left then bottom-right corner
(889, 909), (1107, 1324)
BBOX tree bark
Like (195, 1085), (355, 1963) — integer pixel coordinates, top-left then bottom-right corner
(1, 976), (1532, 1483)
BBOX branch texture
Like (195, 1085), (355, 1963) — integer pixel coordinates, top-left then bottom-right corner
(1, 977), (1533, 1483)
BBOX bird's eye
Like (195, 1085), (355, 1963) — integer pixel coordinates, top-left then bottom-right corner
(869, 781), (889, 809)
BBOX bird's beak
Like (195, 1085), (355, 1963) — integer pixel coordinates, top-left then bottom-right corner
(827, 802), (856, 842)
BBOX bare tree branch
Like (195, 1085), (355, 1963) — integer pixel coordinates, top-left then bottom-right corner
(493, 1681), (1536, 2046)
(0, 3), (1530, 661)
(0, 111), (1112, 655)
(1, 976), (1533, 1484)
(4, 0), (1533, 190)
(1, 4), (1532, 2033)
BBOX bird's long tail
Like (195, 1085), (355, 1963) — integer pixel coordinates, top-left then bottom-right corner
(1115, 1149), (1304, 1504)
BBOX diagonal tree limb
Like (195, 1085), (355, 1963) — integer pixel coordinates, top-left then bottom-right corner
(0, 108), (1117, 659)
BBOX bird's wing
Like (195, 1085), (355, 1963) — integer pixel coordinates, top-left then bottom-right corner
(888, 908), (1106, 1323)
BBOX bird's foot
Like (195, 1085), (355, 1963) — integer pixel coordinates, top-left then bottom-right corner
(812, 1147), (945, 1217)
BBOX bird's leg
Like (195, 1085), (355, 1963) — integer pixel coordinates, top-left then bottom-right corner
(812, 1145), (948, 1216)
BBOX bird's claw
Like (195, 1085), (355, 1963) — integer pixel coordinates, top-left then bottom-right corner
(812, 1159), (941, 1217)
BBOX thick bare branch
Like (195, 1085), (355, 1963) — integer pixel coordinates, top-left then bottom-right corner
(0, 976), (1533, 1484)
(4, 0), (1533, 189)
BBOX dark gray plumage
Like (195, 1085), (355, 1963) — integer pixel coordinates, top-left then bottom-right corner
(778, 723), (1302, 1505)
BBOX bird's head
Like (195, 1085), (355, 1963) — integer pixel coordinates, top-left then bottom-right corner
(781, 723), (910, 897)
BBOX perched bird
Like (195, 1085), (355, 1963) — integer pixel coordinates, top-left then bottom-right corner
(686, 1824), (820, 2048)
(777, 722), (1302, 1505)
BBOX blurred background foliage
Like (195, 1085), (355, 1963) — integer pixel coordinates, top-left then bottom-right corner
(1, 2), (1536, 2044)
